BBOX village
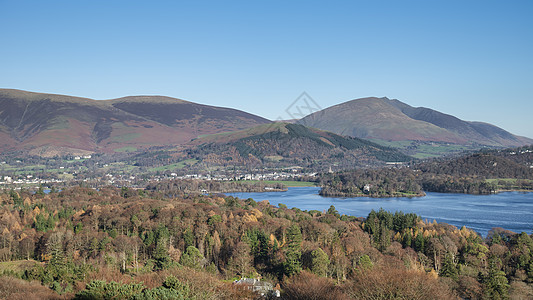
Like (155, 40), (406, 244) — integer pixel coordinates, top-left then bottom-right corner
(0, 165), (317, 190)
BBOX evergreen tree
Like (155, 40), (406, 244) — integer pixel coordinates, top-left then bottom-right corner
(310, 248), (330, 277)
(402, 231), (413, 248)
(183, 228), (195, 249)
(440, 253), (458, 280)
(378, 220), (391, 251)
(483, 258), (510, 299)
(153, 237), (171, 270)
(414, 233), (426, 253)
(284, 224), (303, 276)
(180, 246), (204, 269)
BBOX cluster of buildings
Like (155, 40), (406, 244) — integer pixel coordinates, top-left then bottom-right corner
(1, 154), (320, 189)
(168, 170), (317, 182)
(0, 175), (64, 186)
(509, 149), (533, 155)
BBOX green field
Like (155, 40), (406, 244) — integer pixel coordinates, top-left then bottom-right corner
(483, 178), (533, 192)
(0, 164), (48, 175)
(264, 155), (284, 162)
(64, 158), (87, 163)
(486, 178), (533, 185)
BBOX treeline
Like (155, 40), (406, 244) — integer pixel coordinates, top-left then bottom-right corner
(416, 152), (533, 193)
(0, 186), (532, 298)
(416, 153), (533, 180)
(480, 145), (533, 166)
(419, 175), (499, 194)
(145, 179), (287, 196)
(318, 168), (424, 197)
(319, 151), (533, 196)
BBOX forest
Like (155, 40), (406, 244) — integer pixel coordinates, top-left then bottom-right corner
(145, 179), (287, 196)
(0, 185), (532, 299)
(182, 123), (412, 172)
(318, 168), (425, 197)
(318, 152), (533, 197)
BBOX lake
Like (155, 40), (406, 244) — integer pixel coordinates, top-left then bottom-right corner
(227, 187), (533, 237)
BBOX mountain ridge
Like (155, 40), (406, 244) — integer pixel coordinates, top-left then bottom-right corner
(298, 97), (532, 156)
(2, 89), (531, 158)
(0, 89), (270, 155)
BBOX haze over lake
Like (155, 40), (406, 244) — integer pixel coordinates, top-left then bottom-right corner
(228, 187), (533, 237)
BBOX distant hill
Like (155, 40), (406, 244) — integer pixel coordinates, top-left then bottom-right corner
(0, 89), (270, 156)
(180, 122), (412, 170)
(5, 90), (530, 160)
(412, 145), (533, 194)
(416, 152), (533, 180)
(318, 144), (533, 197)
(298, 97), (533, 157)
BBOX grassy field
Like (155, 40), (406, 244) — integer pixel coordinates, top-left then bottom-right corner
(64, 158), (87, 163)
(236, 180), (317, 187)
(485, 178), (533, 191)
(264, 155), (284, 162)
(485, 178), (533, 184)
(0, 164), (48, 175)
(411, 143), (471, 158)
(486, 178), (533, 184)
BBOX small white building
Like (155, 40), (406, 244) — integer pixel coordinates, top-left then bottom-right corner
(233, 278), (279, 298)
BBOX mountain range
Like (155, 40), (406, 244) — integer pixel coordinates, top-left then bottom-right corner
(1, 89), (531, 158)
(298, 97), (532, 157)
(0, 89), (269, 156)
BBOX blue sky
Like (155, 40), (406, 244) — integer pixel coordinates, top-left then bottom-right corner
(1, 1), (532, 137)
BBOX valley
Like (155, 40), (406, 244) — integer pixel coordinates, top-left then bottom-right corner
(3, 2), (533, 298)
(1, 90), (533, 299)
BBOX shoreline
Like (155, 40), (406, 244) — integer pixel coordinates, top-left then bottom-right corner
(319, 191), (426, 198)
(494, 188), (533, 193)
(238, 186), (533, 198)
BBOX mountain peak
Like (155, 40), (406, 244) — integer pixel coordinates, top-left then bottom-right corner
(186, 122), (412, 169)
(298, 97), (532, 157)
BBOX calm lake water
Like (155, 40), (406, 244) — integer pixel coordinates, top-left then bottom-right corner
(227, 187), (533, 237)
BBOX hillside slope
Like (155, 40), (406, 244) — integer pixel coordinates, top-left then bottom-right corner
(180, 123), (412, 170)
(0, 89), (270, 155)
(298, 97), (532, 157)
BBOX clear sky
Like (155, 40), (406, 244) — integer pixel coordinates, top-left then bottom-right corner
(1, 1), (532, 138)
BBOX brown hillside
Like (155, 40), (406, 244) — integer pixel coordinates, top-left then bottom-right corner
(0, 89), (270, 155)
(298, 97), (532, 148)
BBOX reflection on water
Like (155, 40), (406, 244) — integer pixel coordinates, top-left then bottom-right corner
(228, 187), (533, 237)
